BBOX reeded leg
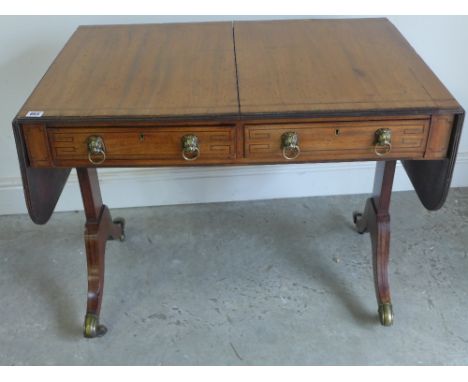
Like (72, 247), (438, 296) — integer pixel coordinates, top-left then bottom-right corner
(353, 161), (396, 326)
(77, 168), (125, 338)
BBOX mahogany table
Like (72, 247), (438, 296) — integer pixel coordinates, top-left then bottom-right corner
(13, 18), (464, 338)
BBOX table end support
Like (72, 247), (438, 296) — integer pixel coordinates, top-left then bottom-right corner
(77, 168), (125, 338)
(353, 160), (396, 327)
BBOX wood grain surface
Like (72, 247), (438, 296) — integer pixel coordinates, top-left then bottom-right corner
(17, 19), (461, 122)
(18, 22), (239, 118)
(234, 18), (460, 115)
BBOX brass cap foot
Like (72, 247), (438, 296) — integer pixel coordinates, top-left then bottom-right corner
(84, 313), (107, 338)
(378, 303), (394, 326)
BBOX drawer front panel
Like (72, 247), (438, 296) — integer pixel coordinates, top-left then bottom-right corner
(48, 126), (236, 166)
(244, 119), (430, 162)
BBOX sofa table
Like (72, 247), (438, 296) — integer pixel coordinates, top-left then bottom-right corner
(13, 18), (464, 338)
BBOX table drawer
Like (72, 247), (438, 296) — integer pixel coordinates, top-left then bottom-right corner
(244, 119), (430, 162)
(48, 126), (236, 166)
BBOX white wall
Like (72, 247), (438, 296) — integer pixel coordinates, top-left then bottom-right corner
(1, 16), (467, 215)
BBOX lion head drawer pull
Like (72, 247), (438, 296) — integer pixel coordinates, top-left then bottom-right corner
(281, 131), (301, 160)
(374, 128), (392, 156)
(181, 134), (200, 161)
(87, 136), (106, 165)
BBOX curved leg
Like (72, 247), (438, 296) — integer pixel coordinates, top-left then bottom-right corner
(353, 161), (396, 326)
(365, 197), (393, 326)
(78, 168), (125, 338)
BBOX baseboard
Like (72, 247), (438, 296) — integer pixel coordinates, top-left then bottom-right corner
(2, 153), (468, 216)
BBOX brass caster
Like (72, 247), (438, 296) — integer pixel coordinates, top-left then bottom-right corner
(83, 313), (107, 338)
(113, 217), (126, 242)
(352, 212), (367, 234)
(378, 303), (394, 326)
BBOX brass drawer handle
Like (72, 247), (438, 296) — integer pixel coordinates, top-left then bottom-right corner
(281, 131), (300, 160)
(374, 128), (392, 156)
(87, 136), (106, 165)
(181, 134), (200, 161)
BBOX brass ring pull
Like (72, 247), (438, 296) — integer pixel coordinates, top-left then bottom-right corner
(374, 142), (392, 156)
(282, 145), (300, 160)
(181, 134), (200, 161)
(374, 128), (392, 157)
(281, 131), (300, 160)
(88, 151), (106, 165)
(87, 136), (106, 165)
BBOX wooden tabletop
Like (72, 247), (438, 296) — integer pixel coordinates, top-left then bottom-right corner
(19, 22), (239, 119)
(235, 19), (459, 115)
(18, 18), (461, 121)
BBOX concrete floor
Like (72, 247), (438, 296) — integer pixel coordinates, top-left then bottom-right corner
(1, 188), (468, 365)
